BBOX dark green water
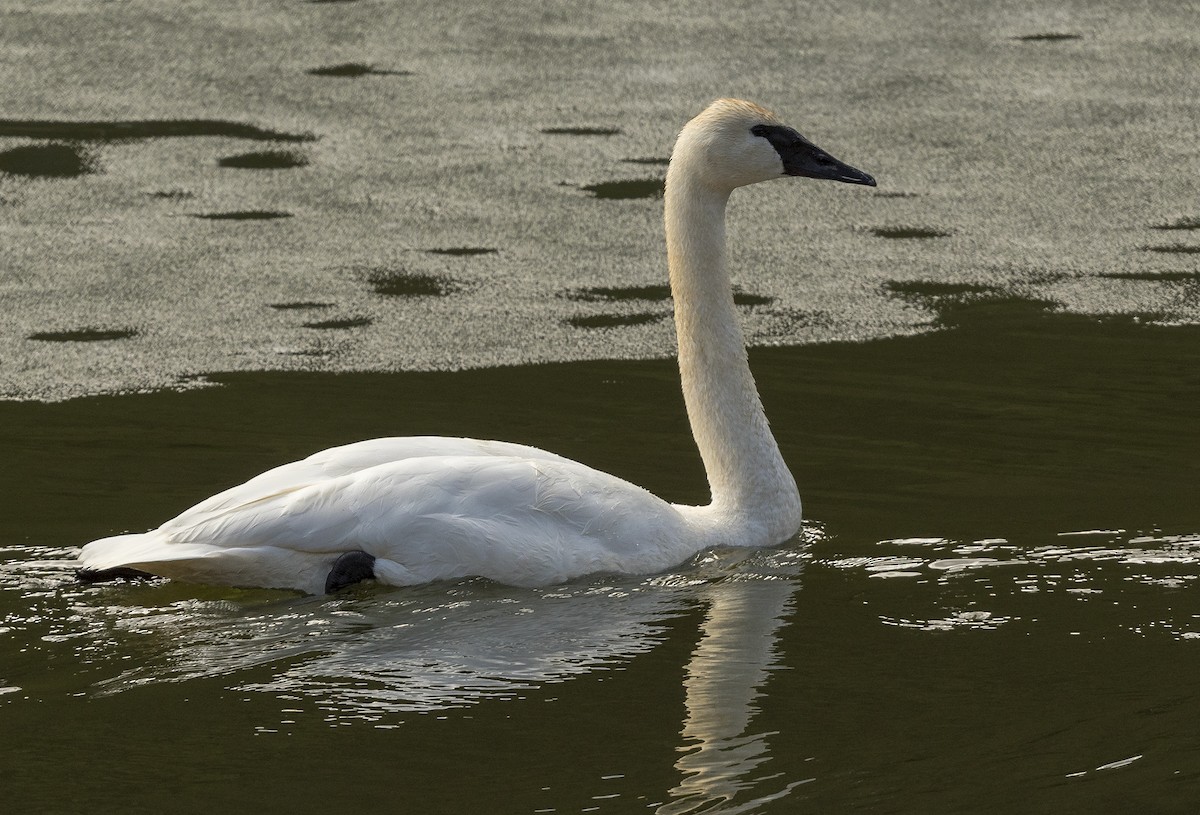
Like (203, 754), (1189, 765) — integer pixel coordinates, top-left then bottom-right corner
(3, 295), (1199, 813)
(2, 0), (1197, 809)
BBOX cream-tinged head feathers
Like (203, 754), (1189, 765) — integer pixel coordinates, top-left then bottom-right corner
(669, 98), (876, 192)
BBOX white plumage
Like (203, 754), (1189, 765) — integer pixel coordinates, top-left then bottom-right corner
(79, 99), (874, 594)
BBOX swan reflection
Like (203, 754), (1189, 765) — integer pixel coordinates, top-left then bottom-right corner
(85, 578), (682, 712)
(660, 578), (809, 814)
(11, 540), (813, 810)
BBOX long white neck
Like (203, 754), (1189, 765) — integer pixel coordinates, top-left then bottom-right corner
(665, 158), (802, 545)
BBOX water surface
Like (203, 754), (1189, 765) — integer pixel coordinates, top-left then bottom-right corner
(3, 296), (1199, 812)
(1, 0), (1198, 812)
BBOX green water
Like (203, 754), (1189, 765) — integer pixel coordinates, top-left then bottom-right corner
(2, 2), (1198, 807)
(3, 295), (1199, 813)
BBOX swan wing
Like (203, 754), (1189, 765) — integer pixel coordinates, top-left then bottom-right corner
(82, 453), (691, 592)
(159, 436), (575, 534)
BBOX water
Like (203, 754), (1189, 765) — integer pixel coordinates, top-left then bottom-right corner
(3, 299), (1199, 812)
(2, 0), (1199, 811)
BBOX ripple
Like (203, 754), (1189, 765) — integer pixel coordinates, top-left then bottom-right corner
(879, 536), (949, 546)
(927, 557), (1002, 572)
(0, 526), (817, 718)
(822, 532), (1200, 638)
(881, 610), (1014, 632)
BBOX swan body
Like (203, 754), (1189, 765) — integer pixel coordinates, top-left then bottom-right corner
(78, 99), (875, 594)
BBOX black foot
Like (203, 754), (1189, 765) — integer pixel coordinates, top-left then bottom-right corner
(325, 551), (377, 593)
(77, 566), (157, 584)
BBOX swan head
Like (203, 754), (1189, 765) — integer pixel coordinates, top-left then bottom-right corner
(672, 98), (876, 191)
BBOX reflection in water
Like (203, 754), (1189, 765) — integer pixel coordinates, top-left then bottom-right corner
(660, 579), (811, 815)
(4, 546), (684, 707)
(18, 529), (1200, 809)
(0, 532), (812, 692)
(231, 582), (685, 717)
(1, 535), (815, 810)
(9, 524), (1200, 809)
(75, 579), (684, 714)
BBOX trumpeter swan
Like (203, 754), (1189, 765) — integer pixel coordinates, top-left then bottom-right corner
(78, 98), (875, 594)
